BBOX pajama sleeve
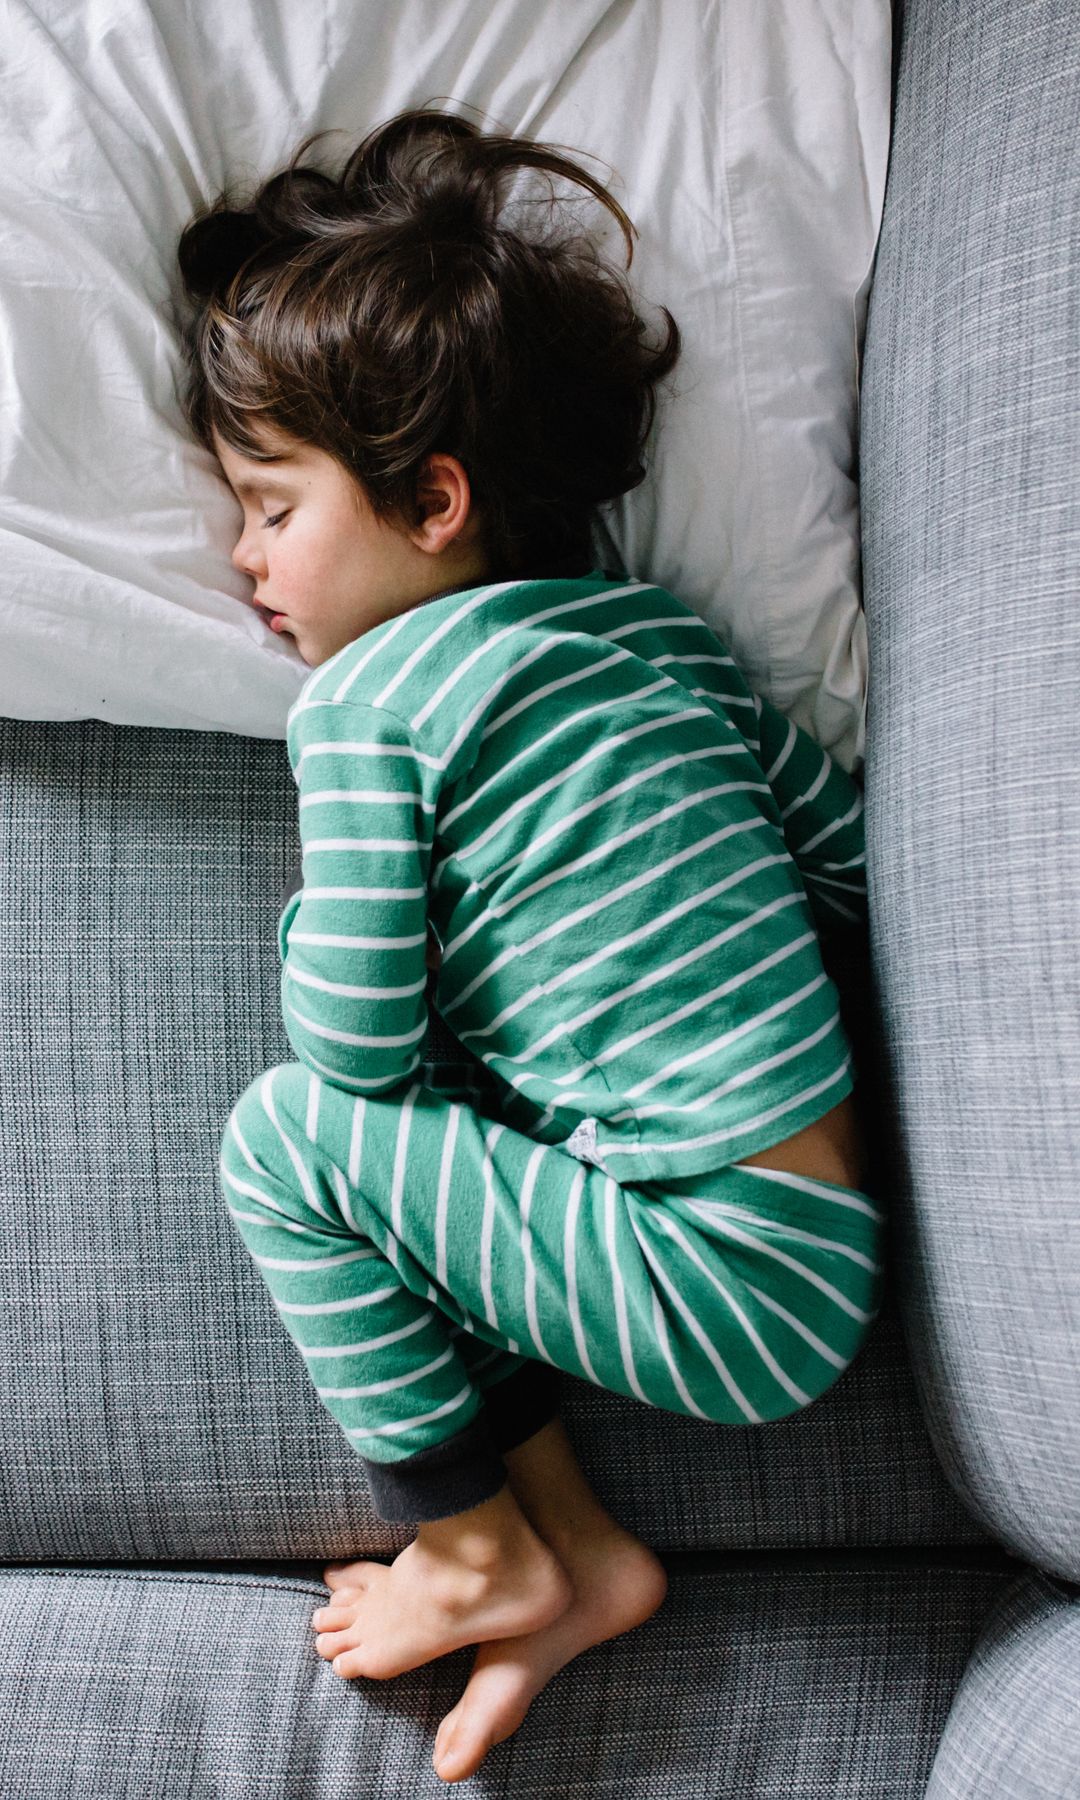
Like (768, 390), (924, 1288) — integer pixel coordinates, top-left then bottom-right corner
(276, 697), (437, 1092)
(750, 691), (867, 937)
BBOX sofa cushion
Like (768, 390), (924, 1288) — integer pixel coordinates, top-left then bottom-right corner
(0, 718), (983, 1561)
(0, 1559), (1011, 1799)
(927, 1573), (1080, 1800)
(860, 0), (1080, 1576)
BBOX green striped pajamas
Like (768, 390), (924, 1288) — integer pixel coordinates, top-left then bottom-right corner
(219, 572), (884, 1520)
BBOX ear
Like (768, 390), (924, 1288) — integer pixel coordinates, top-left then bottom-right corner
(408, 454), (475, 554)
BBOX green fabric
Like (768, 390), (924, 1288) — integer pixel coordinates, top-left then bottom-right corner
(219, 1061), (883, 1497)
(276, 573), (867, 1183)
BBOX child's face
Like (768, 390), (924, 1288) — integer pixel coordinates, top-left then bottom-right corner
(213, 429), (459, 667)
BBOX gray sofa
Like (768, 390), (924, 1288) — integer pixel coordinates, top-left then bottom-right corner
(2, 0), (1077, 1792)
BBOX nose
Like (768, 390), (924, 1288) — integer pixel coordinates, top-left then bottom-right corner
(231, 526), (261, 577)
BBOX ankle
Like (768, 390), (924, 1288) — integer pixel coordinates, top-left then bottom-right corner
(414, 1480), (543, 1573)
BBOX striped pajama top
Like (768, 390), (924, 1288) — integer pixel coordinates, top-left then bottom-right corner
(277, 571), (867, 1184)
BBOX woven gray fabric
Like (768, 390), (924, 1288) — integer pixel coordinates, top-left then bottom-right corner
(0, 715), (983, 1562)
(0, 1560), (1010, 1799)
(861, 0), (1080, 1576)
(927, 1574), (1080, 1799)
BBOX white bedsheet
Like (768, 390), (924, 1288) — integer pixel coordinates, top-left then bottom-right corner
(1, 0), (890, 769)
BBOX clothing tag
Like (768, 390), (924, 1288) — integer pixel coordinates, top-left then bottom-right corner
(560, 1117), (613, 1176)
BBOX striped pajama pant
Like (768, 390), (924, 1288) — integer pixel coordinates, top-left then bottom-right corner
(218, 1054), (884, 1522)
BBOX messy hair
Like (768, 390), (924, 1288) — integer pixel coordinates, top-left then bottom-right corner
(176, 105), (680, 579)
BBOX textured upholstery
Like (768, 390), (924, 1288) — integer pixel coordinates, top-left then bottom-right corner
(7, 0), (1077, 1788)
(0, 1560), (1009, 1799)
(861, 0), (1080, 1577)
(0, 714), (981, 1562)
(927, 1574), (1080, 1799)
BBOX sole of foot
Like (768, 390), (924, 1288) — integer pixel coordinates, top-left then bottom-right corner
(312, 1532), (574, 1681)
(432, 1527), (669, 1783)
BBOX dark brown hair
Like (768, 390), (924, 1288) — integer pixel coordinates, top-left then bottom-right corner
(176, 106), (681, 579)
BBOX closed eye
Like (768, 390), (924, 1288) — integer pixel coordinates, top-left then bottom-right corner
(262, 510), (288, 529)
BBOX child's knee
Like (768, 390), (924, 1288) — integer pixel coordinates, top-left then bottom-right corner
(219, 1061), (309, 1166)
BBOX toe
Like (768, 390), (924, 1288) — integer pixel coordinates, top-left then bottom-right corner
(311, 1598), (357, 1629)
(331, 1647), (367, 1680)
(322, 1563), (363, 1592)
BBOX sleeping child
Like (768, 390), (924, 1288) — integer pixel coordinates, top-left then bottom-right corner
(177, 106), (882, 1786)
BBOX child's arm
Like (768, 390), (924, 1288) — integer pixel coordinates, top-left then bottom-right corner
(277, 697), (435, 1092)
(750, 691), (867, 940)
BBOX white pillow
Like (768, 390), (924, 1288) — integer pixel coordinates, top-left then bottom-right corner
(0, 0), (889, 770)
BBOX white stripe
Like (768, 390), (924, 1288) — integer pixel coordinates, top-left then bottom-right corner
(652, 1211), (813, 1406)
(633, 1227), (760, 1422)
(564, 1167), (602, 1384)
(445, 670), (677, 828)
(480, 645), (641, 744)
(687, 1200), (882, 1271)
(317, 1344), (455, 1399)
(441, 809), (773, 989)
(604, 1177), (649, 1403)
(348, 1098), (366, 1191)
(246, 1244), (380, 1273)
(224, 1203), (317, 1238)
(817, 892), (861, 924)
(798, 794), (864, 855)
(259, 1069), (337, 1225)
(299, 1311), (436, 1356)
(374, 580), (528, 709)
(763, 714), (797, 784)
(480, 1123), (507, 1329)
(648, 1286), (708, 1415)
(594, 1060), (854, 1163)
(299, 789), (435, 812)
(618, 972), (830, 1104)
(620, 1007), (842, 1122)
(780, 756), (830, 821)
(390, 1086), (421, 1243)
(453, 711), (715, 863)
(733, 1164), (885, 1221)
(220, 1162), (303, 1225)
(295, 738), (443, 772)
(746, 1285), (848, 1370)
(459, 850), (793, 1043)
(304, 1074), (320, 1142)
(520, 1144), (554, 1363)
(473, 750), (754, 888)
(677, 1202), (874, 1322)
(330, 610), (413, 702)
(406, 581), (653, 727)
(287, 930), (426, 950)
(286, 966), (427, 1003)
(344, 1381), (473, 1440)
(284, 1001), (428, 1051)
(272, 1039), (419, 1092)
(653, 651), (737, 669)
(295, 884), (424, 901)
(275, 1282), (401, 1316)
(303, 837), (420, 853)
(435, 1103), (462, 1290)
(498, 901), (811, 1068)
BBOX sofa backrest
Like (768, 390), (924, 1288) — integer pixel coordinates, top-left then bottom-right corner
(861, 0), (1080, 1578)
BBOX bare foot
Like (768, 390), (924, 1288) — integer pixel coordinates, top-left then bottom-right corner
(431, 1521), (668, 1783)
(310, 1488), (573, 1680)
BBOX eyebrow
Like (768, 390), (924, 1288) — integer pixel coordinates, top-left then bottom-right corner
(230, 468), (299, 501)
